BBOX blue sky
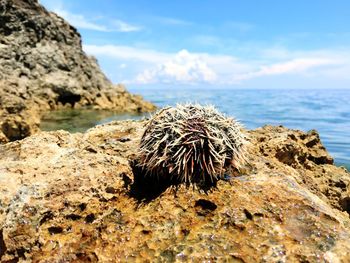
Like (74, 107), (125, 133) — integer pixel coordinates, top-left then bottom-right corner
(40, 0), (350, 89)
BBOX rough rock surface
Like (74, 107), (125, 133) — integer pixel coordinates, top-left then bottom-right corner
(0, 0), (155, 142)
(0, 122), (349, 262)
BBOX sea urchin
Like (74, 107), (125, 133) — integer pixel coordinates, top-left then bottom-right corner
(138, 104), (248, 184)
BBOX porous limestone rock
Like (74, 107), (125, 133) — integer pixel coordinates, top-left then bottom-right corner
(0, 122), (349, 262)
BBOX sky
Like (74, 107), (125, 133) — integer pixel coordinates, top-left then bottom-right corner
(39, 0), (350, 89)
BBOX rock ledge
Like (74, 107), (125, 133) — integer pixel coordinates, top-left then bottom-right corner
(0, 122), (349, 262)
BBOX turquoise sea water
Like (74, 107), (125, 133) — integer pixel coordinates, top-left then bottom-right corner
(41, 88), (350, 170)
(130, 88), (350, 170)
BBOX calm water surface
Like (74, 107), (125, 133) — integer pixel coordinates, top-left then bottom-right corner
(130, 88), (350, 169)
(41, 89), (350, 169)
(40, 109), (148, 133)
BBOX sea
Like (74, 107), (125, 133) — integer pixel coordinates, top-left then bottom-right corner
(41, 88), (350, 170)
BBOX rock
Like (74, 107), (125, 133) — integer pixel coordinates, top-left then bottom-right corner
(0, 0), (156, 142)
(250, 125), (349, 212)
(0, 123), (349, 262)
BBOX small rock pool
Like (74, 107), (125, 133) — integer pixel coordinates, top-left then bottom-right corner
(40, 109), (149, 133)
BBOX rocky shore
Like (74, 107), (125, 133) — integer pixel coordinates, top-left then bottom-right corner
(0, 121), (349, 262)
(0, 0), (155, 143)
(1, 0), (350, 262)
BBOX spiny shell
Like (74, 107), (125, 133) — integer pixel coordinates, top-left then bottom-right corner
(138, 104), (249, 184)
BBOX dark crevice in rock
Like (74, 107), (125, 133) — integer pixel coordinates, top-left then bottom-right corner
(16, 247), (26, 259)
(334, 180), (347, 189)
(275, 145), (299, 166)
(78, 203), (87, 211)
(1, 119), (31, 141)
(48, 226), (63, 235)
(39, 211), (54, 226)
(76, 252), (98, 262)
(117, 137), (131, 142)
(0, 229), (7, 259)
(308, 155), (333, 165)
(141, 230), (151, 235)
(339, 197), (350, 215)
(243, 209), (253, 220)
(105, 186), (117, 194)
(85, 213), (95, 224)
(181, 229), (190, 236)
(230, 255), (245, 263)
(305, 138), (319, 148)
(195, 199), (217, 211)
(65, 214), (82, 221)
(56, 93), (81, 107)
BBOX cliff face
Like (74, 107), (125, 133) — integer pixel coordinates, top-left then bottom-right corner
(0, 123), (349, 262)
(0, 0), (155, 142)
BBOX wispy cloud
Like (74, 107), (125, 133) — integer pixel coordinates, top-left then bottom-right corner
(234, 58), (339, 82)
(84, 44), (170, 63)
(51, 7), (141, 32)
(54, 8), (109, 31)
(111, 20), (142, 32)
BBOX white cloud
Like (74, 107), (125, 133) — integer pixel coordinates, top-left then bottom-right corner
(259, 58), (335, 75)
(83, 44), (349, 86)
(135, 49), (217, 84)
(84, 44), (249, 84)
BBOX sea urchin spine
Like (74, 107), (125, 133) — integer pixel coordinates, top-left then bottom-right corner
(138, 104), (249, 184)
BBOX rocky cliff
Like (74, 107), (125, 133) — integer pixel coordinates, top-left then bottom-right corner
(0, 0), (155, 142)
(0, 122), (349, 262)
